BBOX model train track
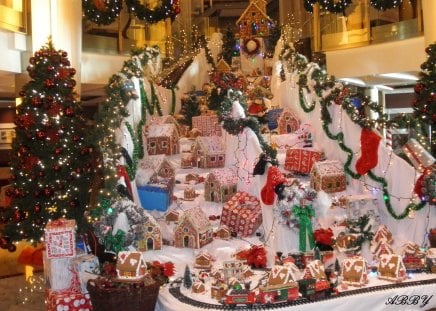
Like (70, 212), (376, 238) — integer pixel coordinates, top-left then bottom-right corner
(168, 277), (436, 310)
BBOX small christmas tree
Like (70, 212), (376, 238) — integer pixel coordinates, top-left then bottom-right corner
(179, 92), (200, 127)
(221, 27), (239, 65)
(183, 265), (193, 289)
(413, 43), (436, 154)
(0, 38), (93, 250)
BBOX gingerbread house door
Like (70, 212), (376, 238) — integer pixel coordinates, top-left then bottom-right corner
(147, 237), (154, 250)
(183, 235), (190, 247)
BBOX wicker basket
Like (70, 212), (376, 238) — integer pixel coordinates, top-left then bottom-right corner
(87, 277), (160, 311)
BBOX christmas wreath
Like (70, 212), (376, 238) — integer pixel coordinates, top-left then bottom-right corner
(82, 0), (123, 25)
(125, 0), (180, 24)
(242, 37), (261, 57)
(370, 0), (403, 11)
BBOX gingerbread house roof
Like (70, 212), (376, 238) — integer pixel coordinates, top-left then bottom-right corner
(116, 251), (145, 273)
(139, 154), (174, 173)
(164, 209), (180, 222)
(305, 260), (327, 280)
(196, 251), (214, 262)
(373, 225), (393, 244)
(311, 160), (344, 176)
(236, 0), (272, 25)
(196, 136), (225, 155)
(147, 123), (177, 138)
(268, 264), (300, 285)
(207, 168), (238, 186)
(378, 254), (406, 275)
(182, 207), (212, 234)
(400, 241), (422, 256)
(216, 59), (231, 72)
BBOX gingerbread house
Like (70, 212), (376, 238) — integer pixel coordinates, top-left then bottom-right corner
(370, 225), (393, 254)
(192, 281), (206, 294)
(303, 260), (330, 292)
(377, 254), (407, 282)
(341, 256), (368, 287)
(372, 241), (394, 258)
(116, 251), (148, 280)
(164, 210), (180, 223)
(267, 263), (300, 286)
(174, 207), (213, 249)
(180, 153), (194, 168)
(216, 58), (231, 73)
(220, 191), (262, 237)
(210, 269), (225, 281)
(194, 252), (214, 270)
(184, 186), (197, 201)
(278, 109), (300, 134)
(310, 160), (346, 193)
(236, 0), (272, 39)
(138, 154), (175, 180)
(211, 281), (228, 301)
(204, 168), (238, 203)
(192, 136), (225, 169)
(192, 114), (222, 137)
(284, 148), (323, 175)
(401, 242), (424, 271)
(145, 123), (179, 156)
(215, 225), (232, 240)
(185, 173), (201, 184)
(137, 212), (162, 251)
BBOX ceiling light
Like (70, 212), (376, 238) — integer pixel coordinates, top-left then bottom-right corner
(338, 78), (366, 86)
(379, 73), (419, 81)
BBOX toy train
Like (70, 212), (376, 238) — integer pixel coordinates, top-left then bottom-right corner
(224, 279), (332, 306)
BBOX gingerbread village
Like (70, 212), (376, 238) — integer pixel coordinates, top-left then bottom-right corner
(2, 1), (436, 310)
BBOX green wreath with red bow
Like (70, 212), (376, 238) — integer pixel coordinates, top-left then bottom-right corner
(82, 0), (123, 25)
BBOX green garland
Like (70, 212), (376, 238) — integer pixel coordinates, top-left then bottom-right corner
(170, 87), (177, 115)
(370, 0), (403, 11)
(280, 44), (426, 220)
(82, 0), (122, 25)
(217, 91), (278, 165)
(124, 122), (140, 180)
(125, 0), (177, 24)
(304, 0), (352, 14)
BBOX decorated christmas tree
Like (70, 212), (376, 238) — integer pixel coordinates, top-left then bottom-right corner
(413, 43), (436, 154)
(0, 38), (93, 251)
(179, 92), (200, 127)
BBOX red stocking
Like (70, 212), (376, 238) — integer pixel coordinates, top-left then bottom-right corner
(355, 128), (381, 175)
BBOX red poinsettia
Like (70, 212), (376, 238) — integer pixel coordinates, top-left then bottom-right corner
(245, 245), (267, 269)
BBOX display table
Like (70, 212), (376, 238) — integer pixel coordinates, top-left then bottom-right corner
(156, 274), (436, 311)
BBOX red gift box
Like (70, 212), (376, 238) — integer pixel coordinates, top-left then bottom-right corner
(221, 192), (262, 237)
(284, 148), (323, 174)
(46, 288), (93, 311)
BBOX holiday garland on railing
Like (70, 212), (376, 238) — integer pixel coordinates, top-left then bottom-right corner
(304, 0), (402, 13)
(125, 0), (180, 24)
(90, 46), (162, 206)
(82, 0), (123, 25)
(304, 0), (352, 14)
(279, 44), (426, 220)
(83, 0), (180, 25)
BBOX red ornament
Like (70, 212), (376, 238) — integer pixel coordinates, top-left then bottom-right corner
(64, 107), (74, 117)
(54, 147), (63, 155)
(47, 65), (55, 72)
(38, 170), (45, 177)
(46, 128), (59, 142)
(44, 79), (55, 88)
(13, 210), (24, 222)
(21, 155), (39, 171)
(36, 130), (46, 140)
(8, 244), (17, 252)
(34, 190), (41, 198)
(69, 200), (78, 207)
(70, 68), (76, 76)
(18, 145), (29, 155)
(48, 103), (62, 116)
(58, 68), (70, 79)
(44, 187), (54, 197)
(53, 164), (60, 171)
(61, 51), (68, 57)
(34, 51), (41, 57)
(29, 57), (36, 65)
(0, 236), (10, 248)
(73, 135), (80, 142)
(33, 203), (42, 213)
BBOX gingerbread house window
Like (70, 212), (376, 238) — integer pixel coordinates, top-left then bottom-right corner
(162, 141), (167, 148)
(147, 226), (153, 232)
(224, 189), (228, 195)
(211, 156), (216, 162)
(218, 156), (224, 161)
(150, 142), (156, 148)
(184, 227), (189, 232)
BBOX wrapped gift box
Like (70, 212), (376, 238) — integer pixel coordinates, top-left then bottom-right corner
(72, 254), (100, 293)
(284, 148), (323, 174)
(137, 177), (174, 212)
(220, 191), (262, 237)
(43, 254), (75, 291)
(45, 218), (76, 259)
(310, 160), (346, 193)
(340, 194), (381, 229)
(46, 288), (93, 311)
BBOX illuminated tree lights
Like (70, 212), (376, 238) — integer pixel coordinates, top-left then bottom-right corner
(0, 39), (94, 249)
